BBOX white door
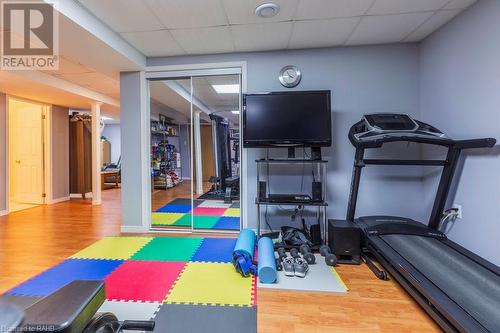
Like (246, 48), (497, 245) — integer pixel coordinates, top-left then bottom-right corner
(9, 99), (44, 205)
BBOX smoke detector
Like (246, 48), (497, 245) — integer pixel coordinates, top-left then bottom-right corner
(255, 3), (280, 18)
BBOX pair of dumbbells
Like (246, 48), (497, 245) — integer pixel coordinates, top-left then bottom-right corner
(319, 245), (338, 267)
(276, 245), (316, 268)
(293, 244), (316, 265)
(295, 244), (337, 266)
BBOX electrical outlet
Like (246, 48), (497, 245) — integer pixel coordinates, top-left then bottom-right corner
(452, 204), (463, 219)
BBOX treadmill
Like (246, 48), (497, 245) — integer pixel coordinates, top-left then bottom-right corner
(346, 114), (499, 333)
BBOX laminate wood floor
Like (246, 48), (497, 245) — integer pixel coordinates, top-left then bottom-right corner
(0, 188), (441, 332)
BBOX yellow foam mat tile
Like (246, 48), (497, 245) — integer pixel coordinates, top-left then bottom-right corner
(71, 236), (153, 260)
(223, 208), (240, 217)
(165, 262), (253, 307)
(152, 213), (184, 225)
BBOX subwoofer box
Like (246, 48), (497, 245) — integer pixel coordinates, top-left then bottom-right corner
(328, 219), (361, 264)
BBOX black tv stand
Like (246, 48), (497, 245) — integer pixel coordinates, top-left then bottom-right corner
(255, 158), (328, 244)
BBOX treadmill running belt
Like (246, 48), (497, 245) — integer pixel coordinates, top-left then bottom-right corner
(382, 234), (500, 332)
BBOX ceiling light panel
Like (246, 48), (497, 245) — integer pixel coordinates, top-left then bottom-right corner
(212, 84), (240, 94)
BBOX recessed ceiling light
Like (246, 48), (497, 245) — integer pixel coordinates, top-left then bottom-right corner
(212, 84), (240, 94)
(231, 110), (240, 114)
(255, 3), (280, 18)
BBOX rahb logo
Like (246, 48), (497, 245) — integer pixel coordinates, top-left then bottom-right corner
(1, 0), (59, 70)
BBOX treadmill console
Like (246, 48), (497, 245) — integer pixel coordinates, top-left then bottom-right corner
(350, 113), (448, 147)
(364, 114), (418, 132)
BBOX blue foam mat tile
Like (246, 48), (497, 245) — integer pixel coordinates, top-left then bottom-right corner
(213, 217), (240, 230)
(5, 259), (124, 297)
(152, 304), (256, 333)
(156, 204), (192, 213)
(191, 238), (237, 263)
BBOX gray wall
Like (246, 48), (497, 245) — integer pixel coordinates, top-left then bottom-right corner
(120, 71), (150, 228)
(102, 124), (121, 164)
(0, 93), (6, 212)
(146, 44), (423, 229)
(51, 105), (70, 201)
(420, 0), (500, 265)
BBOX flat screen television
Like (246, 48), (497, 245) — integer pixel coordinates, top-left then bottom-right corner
(243, 90), (331, 148)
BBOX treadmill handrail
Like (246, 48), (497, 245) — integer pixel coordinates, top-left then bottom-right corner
(348, 119), (496, 149)
(454, 138), (496, 149)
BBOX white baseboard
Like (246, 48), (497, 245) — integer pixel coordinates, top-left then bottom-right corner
(0, 210), (7, 216)
(70, 192), (93, 199)
(121, 225), (148, 233)
(46, 196), (70, 204)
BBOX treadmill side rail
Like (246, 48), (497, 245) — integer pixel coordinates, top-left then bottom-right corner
(368, 237), (490, 333)
(365, 223), (446, 240)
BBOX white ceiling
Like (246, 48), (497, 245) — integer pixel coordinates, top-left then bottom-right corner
(149, 75), (240, 126)
(79, 0), (477, 57)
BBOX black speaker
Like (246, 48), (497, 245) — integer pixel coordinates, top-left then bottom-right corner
(312, 181), (322, 202)
(328, 219), (361, 264)
(258, 181), (267, 201)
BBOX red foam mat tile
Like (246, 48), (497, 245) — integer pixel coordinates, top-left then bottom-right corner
(104, 260), (185, 302)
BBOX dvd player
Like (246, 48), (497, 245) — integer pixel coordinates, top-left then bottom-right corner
(268, 194), (312, 203)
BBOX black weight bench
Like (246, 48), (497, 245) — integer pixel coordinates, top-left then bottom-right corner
(2, 280), (155, 333)
(224, 176), (240, 204)
(21, 280), (105, 333)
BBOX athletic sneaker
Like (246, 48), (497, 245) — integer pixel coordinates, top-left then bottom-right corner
(294, 258), (309, 278)
(282, 257), (295, 277)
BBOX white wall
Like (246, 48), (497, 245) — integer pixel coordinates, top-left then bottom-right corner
(102, 124), (121, 164)
(420, 0), (500, 265)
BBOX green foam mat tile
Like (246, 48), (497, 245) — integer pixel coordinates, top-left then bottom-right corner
(132, 237), (204, 261)
(172, 214), (192, 227)
(193, 216), (220, 229)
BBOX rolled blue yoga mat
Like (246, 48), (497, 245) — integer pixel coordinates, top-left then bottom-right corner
(232, 229), (257, 277)
(233, 228), (255, 258)
(258, 237), (277, 284)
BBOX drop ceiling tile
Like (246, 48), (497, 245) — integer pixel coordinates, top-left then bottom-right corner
(121, 30), (186, 57)
(289, 17), (360, 49)
(368, 0), (449, 15)
(231, 22), (292, 52)
(443, 0), (477, 10)
(294, 0), (373, 20)
(171, 26), (235, 55)
(347, 12), (433, 45)
(56, 72), (119, 98)
(41, 57), (93, 75)
(144, 0), (228, 29)
(78, 0), (163, 33)
(222, 0), (299, 24)
(404, 10), (461, 42)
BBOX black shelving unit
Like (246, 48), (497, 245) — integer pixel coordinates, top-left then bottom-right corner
(255, 158), (328, 244)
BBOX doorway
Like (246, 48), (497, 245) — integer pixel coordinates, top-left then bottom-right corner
(8, 97), (49, 213)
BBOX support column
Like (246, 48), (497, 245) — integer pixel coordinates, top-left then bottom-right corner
(193, 110), (203, 195)
(91, 102), (102, 205)
(120, 71), (150, 231)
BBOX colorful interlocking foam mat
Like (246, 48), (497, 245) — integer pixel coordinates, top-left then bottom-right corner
(1, 236), (257, 333)
(152, 198), (241, 230)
